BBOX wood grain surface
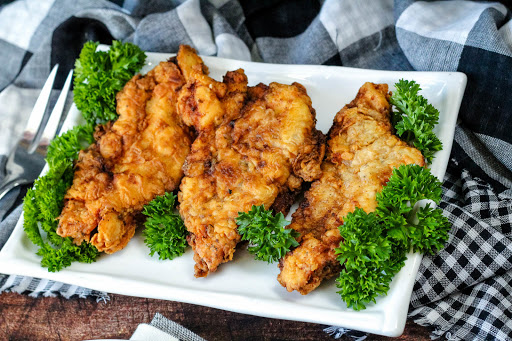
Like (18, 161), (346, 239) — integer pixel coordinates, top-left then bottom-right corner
(0, 292), (431, 341)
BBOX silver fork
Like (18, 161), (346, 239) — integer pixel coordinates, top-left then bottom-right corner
(0, 65), (74, 202)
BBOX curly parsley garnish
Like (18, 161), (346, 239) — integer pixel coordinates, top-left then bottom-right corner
(23, 125), (99, 272)
(236, 205), (299, 263)
(73, 40), (146, 126)
(390, 79), (443, 164)
(23, 41), (147, 271)
(142, 192), (188, 260)
(335, 165), (451, 310)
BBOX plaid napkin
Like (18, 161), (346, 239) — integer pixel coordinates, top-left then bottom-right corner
(1, 1), (511, 340)
(130, 313), (206, 341)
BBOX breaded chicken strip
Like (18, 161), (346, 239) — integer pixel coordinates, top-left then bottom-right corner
(176, 46), (325, 277)
(57, 61), (193, 253)
(278, 82), (425, 294)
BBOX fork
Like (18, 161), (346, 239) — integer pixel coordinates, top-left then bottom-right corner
(0, 65), (74, 202)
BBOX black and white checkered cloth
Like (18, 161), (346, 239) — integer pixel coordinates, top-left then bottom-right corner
(0, 1), (511, 340)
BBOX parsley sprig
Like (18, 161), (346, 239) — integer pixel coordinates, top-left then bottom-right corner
(23, 41), (146, 271)
(236, 205), (299, 263)
(390, 79), (443, 164)
(23, 125), (99, 272)
(73, 41), (146, 126)
(142, 192), (188, 260)
(335, 165), (451, 310)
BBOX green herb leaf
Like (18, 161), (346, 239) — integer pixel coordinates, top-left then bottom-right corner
(390, 79), (443, 164)
(236, 205), (299, 263)
(46, 124), (94, 170)
(23, 41), (147, 271)
(335, 208), (406, 310)
(142, 192), (188, 260)
(23, 127), (100, 272)
(411, 203), (451, 254)
(73, 40), (146, 126)
(335, 165), (450, 310)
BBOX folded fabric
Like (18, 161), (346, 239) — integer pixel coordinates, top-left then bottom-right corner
(131, 325), (179, 341)
(130, 313), (206, 341)
(0, 1), (511, 340)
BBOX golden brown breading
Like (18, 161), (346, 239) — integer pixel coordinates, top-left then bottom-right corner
(57, 61), (194, 253)
(277, 82), (425, 295)
(176, 46), (325, 277)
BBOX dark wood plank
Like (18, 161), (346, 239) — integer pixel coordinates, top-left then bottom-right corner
(0, 292), (431, 340)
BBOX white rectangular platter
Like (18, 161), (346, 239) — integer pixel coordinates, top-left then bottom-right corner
(0, 50), (467, 337)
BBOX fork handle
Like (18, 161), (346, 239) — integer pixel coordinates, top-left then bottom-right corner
(0, 177), (32, 201)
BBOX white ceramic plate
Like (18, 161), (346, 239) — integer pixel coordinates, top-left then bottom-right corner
(0, 51), (467, 337)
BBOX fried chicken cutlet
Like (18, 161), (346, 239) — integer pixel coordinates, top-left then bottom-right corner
(277, 82), (425, 294)
(176, 46), (325, 277)
(57, 61), (193, 253)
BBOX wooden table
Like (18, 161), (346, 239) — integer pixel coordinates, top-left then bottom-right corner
(0, 292), (431, 340)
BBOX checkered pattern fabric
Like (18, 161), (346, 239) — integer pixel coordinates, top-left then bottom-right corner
(409, 157), (512, 340)
(0, 1), (511, 340)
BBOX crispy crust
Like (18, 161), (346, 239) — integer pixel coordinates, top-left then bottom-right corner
(278, 82), (425, 294)
(57, 61), (194, 253)
(176, 46), (325, 277)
